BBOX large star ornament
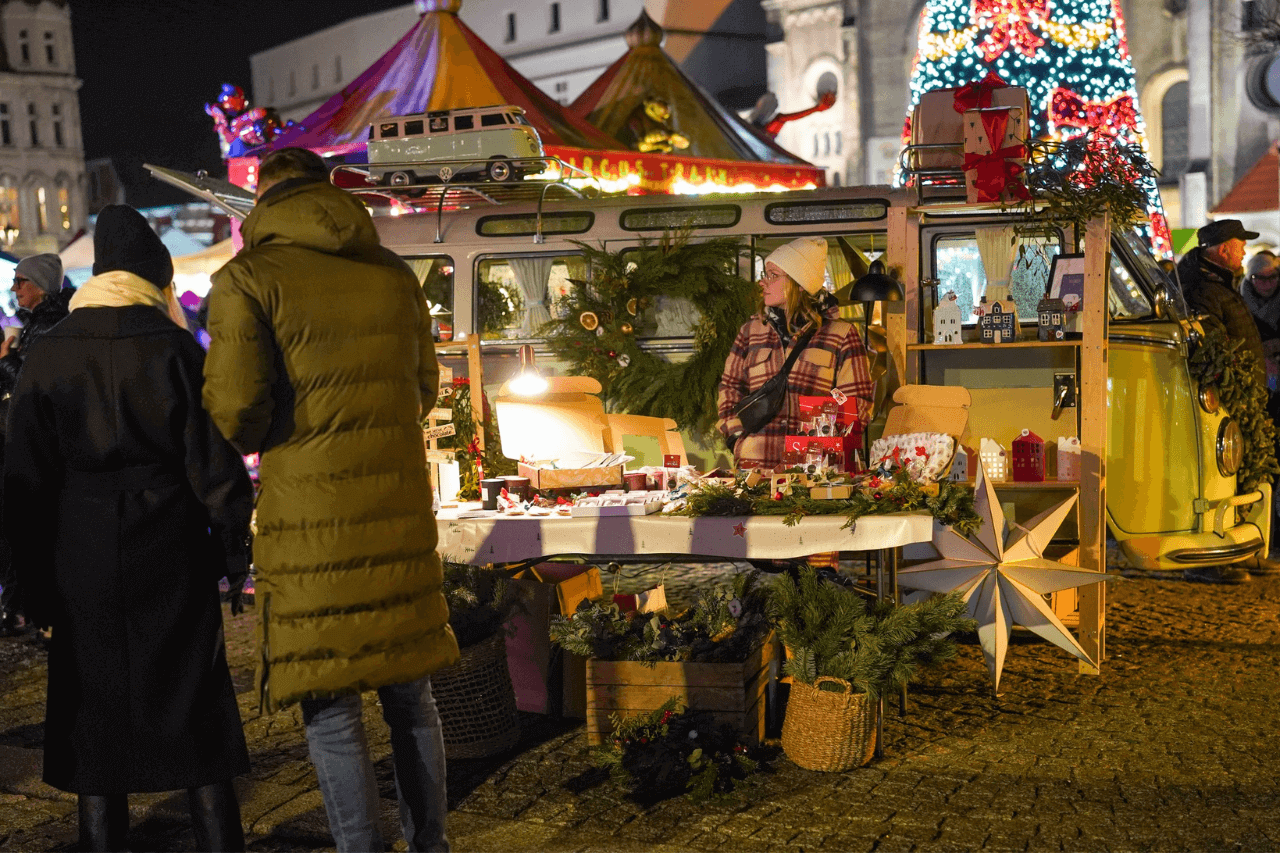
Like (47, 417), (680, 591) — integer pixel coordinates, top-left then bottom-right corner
(897, 458), (1107, 692)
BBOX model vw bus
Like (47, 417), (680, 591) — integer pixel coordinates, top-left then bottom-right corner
(366, 104), (544, 186)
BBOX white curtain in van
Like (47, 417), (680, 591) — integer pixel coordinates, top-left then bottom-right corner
(408, 257), (435, 287)
(509, 255), (555, 334)
(976, 226), (1018, 301)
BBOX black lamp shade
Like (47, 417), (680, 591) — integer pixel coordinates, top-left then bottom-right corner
(849, 260), (904, 303)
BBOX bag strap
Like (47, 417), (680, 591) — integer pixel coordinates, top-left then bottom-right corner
(777, 324), (818, 381)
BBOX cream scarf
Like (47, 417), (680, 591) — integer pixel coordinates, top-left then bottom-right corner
(69, 270), (189, 330)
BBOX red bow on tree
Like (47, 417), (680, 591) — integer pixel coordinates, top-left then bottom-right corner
(973, 0), (1049, 61)
(953, 71), (1010, 114)
(1049, 88), (1138, 136)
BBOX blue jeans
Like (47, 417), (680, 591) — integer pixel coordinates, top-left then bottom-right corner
(301, 676), (449, 852)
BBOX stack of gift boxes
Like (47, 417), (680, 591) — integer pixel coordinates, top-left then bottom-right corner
(783, 395), (863, 474)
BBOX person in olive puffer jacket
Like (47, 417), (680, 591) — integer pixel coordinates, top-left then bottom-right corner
(202, 147), (458, 853)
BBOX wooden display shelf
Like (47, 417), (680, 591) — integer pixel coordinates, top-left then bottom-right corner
(907, 340), (1082, 352)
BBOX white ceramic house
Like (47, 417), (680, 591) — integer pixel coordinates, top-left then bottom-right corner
(979, 437), (1007, 480)
(1057, 436), (1081, 481)
(948, 443), (974, 482)
(933, 291), (963, 344)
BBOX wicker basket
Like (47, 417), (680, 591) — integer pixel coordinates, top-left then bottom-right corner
(781, 676), (876, 772)
(431, 631), (521, 760)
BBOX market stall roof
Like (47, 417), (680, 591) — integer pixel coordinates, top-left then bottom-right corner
(263, 0), (625, 158)
(570, 11), (810, 166)
(1211, 142), (1278, 216)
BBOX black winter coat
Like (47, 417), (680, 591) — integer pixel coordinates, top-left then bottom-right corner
(1178, 248), (1267, 384)
(0, 287), (72, 404)
(3, 304), (253, 794)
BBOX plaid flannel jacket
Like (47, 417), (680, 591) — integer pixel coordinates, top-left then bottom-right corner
(716, 315), (874, 469)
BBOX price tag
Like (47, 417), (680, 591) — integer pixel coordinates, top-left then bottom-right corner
(423, 423), (457, 441)
(438, 365), (453, 386)
(424, 449), (456, 463)
(427, 407), (453, 421)
(830, 387), (848, 405)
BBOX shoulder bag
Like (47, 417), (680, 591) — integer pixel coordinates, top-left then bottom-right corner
(731, 325), (817, 437)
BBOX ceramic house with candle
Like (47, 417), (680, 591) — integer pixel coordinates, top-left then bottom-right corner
(979, 437), (1007, 481)
(1037, 296), (1066, 342)
(948, 443), (977, 482)
(1057, 436), (1081, 481)
(977, 297), (1018, 344)
(933, 291), (963, 344)
(1011, 429), (1046, 482)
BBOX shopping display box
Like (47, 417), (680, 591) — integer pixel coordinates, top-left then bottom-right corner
(505, 563), (602, 717)
(584, 632), (778, 746)
(516, 461), (624, 492)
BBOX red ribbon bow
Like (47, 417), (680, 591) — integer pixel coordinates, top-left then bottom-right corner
(963, 147), (1031, 202)
(1049, 88), (1138, 136)
(953, 72), (1009, 114)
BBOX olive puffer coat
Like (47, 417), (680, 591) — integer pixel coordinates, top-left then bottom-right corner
(203, 179), (459, 713)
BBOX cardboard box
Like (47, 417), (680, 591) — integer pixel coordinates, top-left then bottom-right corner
(505, 563), (602, 717)
(962, 107), (1027, 204)
(910, 84), (1030, 170)
(517, 461), (624, 492)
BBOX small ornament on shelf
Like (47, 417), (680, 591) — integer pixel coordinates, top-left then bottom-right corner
(977, 295), (1018, 344)
(948, 444), (976, 483)
(1056, 436), (1081, 481)
(1011, 429), (1045, 482)
(1037, 296), (1067, 342)
(933, 291), (963, 344)
(979, 437), (1007, 481)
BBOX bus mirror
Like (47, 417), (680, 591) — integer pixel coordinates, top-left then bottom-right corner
(1153, 285), (1169, 320)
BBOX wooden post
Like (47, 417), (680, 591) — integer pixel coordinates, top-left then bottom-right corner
(1077, 212), (1109, 672)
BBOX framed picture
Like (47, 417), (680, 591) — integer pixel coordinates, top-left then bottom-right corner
(1048, 253), (1086, 336)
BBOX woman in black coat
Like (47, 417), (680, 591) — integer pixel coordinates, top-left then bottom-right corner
(3, 205), (253, 852)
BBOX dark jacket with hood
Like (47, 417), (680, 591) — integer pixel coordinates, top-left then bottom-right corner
(3, 277), (253, 794)
(202, 178), (459, 713)
(0, 288), (72, 430)
(1178, 246), (1266, 383)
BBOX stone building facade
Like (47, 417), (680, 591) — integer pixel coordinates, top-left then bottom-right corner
(0, 0), (84, 255)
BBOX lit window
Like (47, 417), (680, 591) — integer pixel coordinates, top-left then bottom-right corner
(36, 187), (47, 233)
(58, 186), (69, 230)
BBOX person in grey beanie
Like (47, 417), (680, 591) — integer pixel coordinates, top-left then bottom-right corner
(0, 253), (70, 639)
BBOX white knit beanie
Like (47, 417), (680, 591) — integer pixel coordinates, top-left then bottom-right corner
(764, 236), (828, 295)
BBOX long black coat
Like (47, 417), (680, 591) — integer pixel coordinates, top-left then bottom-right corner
(3, 304), (253, 794)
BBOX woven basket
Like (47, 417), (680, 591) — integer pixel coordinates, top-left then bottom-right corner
(781, 676), (876, 772)
(431, 631), (521, 760)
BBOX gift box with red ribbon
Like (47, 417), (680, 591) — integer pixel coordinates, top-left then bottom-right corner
(962, 107), (1029, 204)
(909, 72), (1030, 171)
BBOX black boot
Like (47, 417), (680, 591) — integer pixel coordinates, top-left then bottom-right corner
(187, 780), (245, 852)
(77, 794), (128, 852)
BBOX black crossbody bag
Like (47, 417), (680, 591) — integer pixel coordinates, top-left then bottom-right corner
(731, 326), (817, 437)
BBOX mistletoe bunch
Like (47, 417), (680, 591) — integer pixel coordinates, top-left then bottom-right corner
(539, 231), (756, 438)
(549, 571), (770, 663)
(674, 469), (982, 537)
(768, 565), (976, 699)
(594, 698), (772, 805)
(1188, 323), (1280, 494)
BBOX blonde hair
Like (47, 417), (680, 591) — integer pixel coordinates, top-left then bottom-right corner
(782, 277), (822, 334)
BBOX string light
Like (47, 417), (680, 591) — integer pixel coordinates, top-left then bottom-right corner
(900, 0), (1172, 257)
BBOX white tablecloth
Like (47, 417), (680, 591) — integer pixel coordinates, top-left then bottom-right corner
(435, 506), (934, 564)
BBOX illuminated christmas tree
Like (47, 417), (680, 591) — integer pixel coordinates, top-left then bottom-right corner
(901, 0), (1172, 256)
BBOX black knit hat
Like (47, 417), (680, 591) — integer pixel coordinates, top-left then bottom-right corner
(92, 204), (173, 289)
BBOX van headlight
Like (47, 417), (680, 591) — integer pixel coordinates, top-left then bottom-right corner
(1217, 418), (1244, 476)
(1198, 384), (1219, 414)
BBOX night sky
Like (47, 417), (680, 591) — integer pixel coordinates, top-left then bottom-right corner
(66, 0), (409, 207)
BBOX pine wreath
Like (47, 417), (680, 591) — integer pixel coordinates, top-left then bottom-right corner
(540, 231), (757, 438)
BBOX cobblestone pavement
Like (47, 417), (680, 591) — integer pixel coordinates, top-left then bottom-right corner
(3, 557), (1280, 852)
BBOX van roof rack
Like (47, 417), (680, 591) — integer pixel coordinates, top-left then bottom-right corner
(332, 157), (603, 244)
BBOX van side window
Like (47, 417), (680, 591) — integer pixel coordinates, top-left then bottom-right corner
(405, 255), (455, 343)
(932, 228), (1062, 324)
(478, 254), (584, 340)
(429, 116), (448, 132)
(454, 115), (474, 130)
(379, 122), (399, 139)
(481, 113), (506, 127)
(403, 119), (424, 136)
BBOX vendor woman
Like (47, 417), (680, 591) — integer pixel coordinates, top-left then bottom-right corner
(717, 236), (874, 469)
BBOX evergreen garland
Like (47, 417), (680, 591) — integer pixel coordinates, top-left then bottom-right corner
(1188, 322), (1280, 494)
(767, 565), (976, 699)
(540, 231), (757, 437)
(673, 469), (983, 537)
(593, 698), (772, 805)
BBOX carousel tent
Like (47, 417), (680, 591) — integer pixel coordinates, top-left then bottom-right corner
(571, 11), (808, 166)
(263, 0), (624, 158)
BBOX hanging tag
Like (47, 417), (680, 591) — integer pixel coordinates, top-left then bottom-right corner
(831, 387), (848, 405)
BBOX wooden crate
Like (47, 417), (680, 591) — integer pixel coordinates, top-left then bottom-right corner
(584, 632), (777, 746)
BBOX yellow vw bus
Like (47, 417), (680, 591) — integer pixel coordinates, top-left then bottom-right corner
(149, 164), (1269, 573)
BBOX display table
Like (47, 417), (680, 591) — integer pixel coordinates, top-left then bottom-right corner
(435, 506), (934, 565)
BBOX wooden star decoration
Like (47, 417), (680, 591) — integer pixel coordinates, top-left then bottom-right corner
(897, 457), (1107, 692)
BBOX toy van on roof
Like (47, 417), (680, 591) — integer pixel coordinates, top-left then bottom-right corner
(367, 104), (544, 186)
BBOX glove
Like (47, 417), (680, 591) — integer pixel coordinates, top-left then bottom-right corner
(223, 553), (250, 617)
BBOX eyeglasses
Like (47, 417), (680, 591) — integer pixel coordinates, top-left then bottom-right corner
(11, 276), (29, 287)
(761, 268), (788, 283)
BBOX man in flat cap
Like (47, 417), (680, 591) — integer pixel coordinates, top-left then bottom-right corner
(1176, 218), (1280, 583)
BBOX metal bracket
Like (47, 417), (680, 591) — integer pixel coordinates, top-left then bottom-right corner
(1051, 374), (1076, 419)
